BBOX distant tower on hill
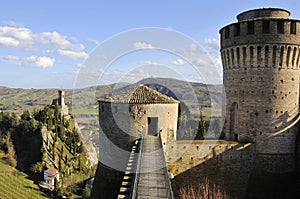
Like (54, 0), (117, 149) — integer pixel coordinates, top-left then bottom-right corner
(58, 90), (65, 107)
(220, 8), (300, 197)
(52, 90), (68, 116)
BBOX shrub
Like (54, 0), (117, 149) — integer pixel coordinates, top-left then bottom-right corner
(179, 178), (228, 199)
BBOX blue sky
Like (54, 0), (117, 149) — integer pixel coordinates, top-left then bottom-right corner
(1, 0), (300, 88)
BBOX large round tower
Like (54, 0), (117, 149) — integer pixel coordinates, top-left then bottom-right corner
(220, 8), (300, 154)
(220, 8), (300, 197)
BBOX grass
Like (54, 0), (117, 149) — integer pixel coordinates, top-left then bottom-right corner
(0, 152), (49, 199)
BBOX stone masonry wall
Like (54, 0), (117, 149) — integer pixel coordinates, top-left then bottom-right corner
(220, 8), (300, 155)
(167, 140), (256, 198)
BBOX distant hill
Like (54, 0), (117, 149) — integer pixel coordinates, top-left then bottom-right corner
(0, 83), (128, 115)
(0, 78), (222, 114)
(0, 78), (223, 146)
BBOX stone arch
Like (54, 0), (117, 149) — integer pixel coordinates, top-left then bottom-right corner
(272, 45), (277, 67)
(229, 102), (239, 141)
(231, 48), (235, 67)
(227, 50), (230, 68)
(243, 47), (247, 66)
(250, 46), (254, 66)
(297, 47), (300, 68)
(236, 47), (240, 66)
(286, 46), (291, 67)
(265, 45), (269, 66)
(257, 46), (262, 66)
(292, 47), (297, 68)
(221, 51), (227, 69)
(279, 46), (284, 67)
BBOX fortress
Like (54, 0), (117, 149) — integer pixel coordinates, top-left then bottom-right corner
(91, 8), (300, 199)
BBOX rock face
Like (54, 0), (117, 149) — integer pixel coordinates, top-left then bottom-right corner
(220, 8), (300, 198)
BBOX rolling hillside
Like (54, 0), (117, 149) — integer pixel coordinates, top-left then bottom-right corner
(0, 152), (48, 199)
(0, 78), (223, 147)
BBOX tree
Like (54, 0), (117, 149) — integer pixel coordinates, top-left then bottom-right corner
(78, 158), (81, 171)
(58, 124), (65, 141)
(10, 113), (19, 127)
(195, 112), (206, 140)
(76, 141), (84, 154)
(21, 110), (31, 121)
(59, 156), (62, 172)
(82, 185), (91, 199)
(52, 143), (56, 162)
(30, 162), (44, 173)
(5, 134), (17, 167)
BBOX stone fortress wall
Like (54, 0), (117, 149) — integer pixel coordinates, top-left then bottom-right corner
(92, 8), (300, 199)
(170, 8), (300, 198)
(220, 8), (300, 155)
(167, 140), (255, 197)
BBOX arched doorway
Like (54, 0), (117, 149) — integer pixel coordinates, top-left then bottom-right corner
(230, 102), (238, 141)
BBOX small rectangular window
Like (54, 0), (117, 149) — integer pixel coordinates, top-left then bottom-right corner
(247, 21), (255, 34)
(291, 21), (296, 34)
(225, 27), (230, 39)
(262, 21), (270, 33)
(101, 105), (104, 112)
(277, 21), (284, 34)
(234, 24), (240, 36)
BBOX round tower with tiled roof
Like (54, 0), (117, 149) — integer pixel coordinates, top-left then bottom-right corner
(92, 85), (179, 198)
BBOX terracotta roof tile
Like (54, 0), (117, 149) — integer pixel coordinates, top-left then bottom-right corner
(44, 167), (58, 175)
(99, 85), (179, 104)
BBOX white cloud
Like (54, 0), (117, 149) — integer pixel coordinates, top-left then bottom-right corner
(0, 26), (35, 49)
(0, 55), (20, 61)
(204, 38), (220, 49)
(0, 26), (33, 41)
(41, 31), (85, 51)
(2, 21), (25, 27)
(172, 59), (186, 66)
(133, 42), (155, 49)
(140, 61), (160, 66)
(25, 56), (55, 68)
(77, 63), (85, 68)
(57, 49), (88, 60)
(0, 54), (55, 68)
(89, 39), (101, 45)
(0, 23), (88, 61)
(0, 36), (19, 47)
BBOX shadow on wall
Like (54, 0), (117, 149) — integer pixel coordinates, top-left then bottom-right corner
(171, 140), (300, 199)
(170, 142), (256, 198)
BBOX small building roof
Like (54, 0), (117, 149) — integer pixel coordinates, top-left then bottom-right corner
(98, 85), (179, 104)
(44, 167), (58, 176)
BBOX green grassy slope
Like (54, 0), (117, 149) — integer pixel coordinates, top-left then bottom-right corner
(0, 153), (48, 199)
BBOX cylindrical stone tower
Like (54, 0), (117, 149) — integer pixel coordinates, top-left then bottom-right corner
(91, 85), (179, 198)
(220, 8), (300, 197)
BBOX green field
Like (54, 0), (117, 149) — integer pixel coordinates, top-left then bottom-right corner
(0, 153), (49, 199)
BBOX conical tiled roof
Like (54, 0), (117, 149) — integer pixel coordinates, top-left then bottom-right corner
(99, 85), (179, 104)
